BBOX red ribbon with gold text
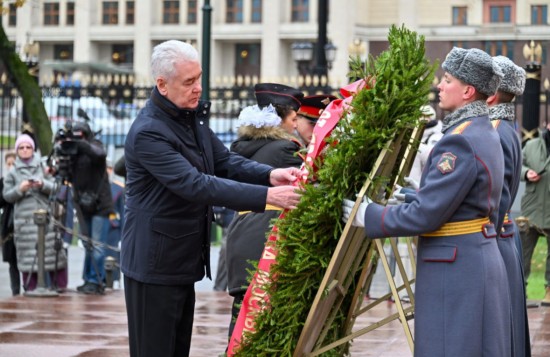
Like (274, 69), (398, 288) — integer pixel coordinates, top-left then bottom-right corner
(227, 80), (365, 356)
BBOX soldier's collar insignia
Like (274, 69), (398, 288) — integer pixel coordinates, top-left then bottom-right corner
(437, 152), (457, 174)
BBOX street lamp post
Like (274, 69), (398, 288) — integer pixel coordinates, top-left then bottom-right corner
(312, 0), (329, 77)
(201, 0), (212, 103)
(324, 42), (337, 70)
(290, 0), (337, 85)
(291, 41), (336, 80)
(291, 42), (314, 76)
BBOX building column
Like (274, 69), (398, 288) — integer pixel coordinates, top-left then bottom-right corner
(73, 0), (92, 63)
(260, 0), (281, 80)
(133, 0), (153, 84)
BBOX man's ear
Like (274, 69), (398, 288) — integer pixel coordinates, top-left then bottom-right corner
(486, 94), (497, 106)
(156, 77), (167, 95)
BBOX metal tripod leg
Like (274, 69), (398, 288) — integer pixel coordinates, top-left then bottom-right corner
(375, 239), (414, 353)
(389, 238), (415, 305)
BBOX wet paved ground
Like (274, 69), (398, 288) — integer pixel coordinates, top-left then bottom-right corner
(0, 247), (549, 356)
(0, 290), (549, 357)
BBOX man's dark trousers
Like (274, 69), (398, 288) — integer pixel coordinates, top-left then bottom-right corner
(124, 276), (195, 356)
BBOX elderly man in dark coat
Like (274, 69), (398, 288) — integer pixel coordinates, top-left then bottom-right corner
(121, 40), (303, 357)
(343, 47), (512, 356)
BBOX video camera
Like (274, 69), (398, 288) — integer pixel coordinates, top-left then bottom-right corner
(50, 116), (91, 181)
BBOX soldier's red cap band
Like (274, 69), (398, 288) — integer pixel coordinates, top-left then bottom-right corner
(298, 105), (322, 118)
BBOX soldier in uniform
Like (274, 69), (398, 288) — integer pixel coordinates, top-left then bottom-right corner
(487, 56), (530, 357)
(343, 47), (511, 356)
(294, 94), (337, 147)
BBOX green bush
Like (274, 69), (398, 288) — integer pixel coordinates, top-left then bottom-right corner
(526, 238), (548, 299)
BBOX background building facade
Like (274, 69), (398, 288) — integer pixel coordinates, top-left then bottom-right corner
(3, 0), (549, 88)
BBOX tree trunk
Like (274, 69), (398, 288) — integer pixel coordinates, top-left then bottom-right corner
(0, 23), (52, 154)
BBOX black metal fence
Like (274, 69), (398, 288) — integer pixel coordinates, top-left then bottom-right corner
(1, 81), (549, 168)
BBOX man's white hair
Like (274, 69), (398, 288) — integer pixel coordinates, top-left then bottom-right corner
(151, 40), (199, 80)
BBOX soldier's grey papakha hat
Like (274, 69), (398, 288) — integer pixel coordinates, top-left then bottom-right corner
(442, 47), (503, 96)
(492, 56), (526, 96)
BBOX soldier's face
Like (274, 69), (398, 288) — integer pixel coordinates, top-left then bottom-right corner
(296, 116), (315, 145)
(437, 72), (469, 112)
(157, 60), (202, 110)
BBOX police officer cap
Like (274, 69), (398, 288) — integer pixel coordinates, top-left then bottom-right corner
(72, 121), (92, 140)
(493, 56), (526, 96)
(442, 47), (503, 96)
(297, 94), (338, 122)
(254, 83), (304, 112)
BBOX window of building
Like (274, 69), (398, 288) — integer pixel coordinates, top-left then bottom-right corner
(54, 44), (74, 61)
(489, 5), (511, 23)
(291, 0), (309, 22)
(251, 0), (262, 23)
(112, 44), (134, 65)
(226, 0), (243, 23)
(8, 3), (17, 27)
(531, 5), (548, 25)
(44, 2), (60, 26)
(102, 1), (119, 25)
(187, 0), (197, 24)
(66, 1), (75, 26)
(452, 41), (469, 49)
(235, 43), (261, 77)
(452, 6), (467, 25)
(485, 41), (514, 58)
(163, 0), (180, 24)
(126, 1), (135, 24)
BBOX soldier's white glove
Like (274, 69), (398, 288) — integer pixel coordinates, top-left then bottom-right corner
(387, 186), (407, 206)
(404, 176), (420, 190)
(342, 197), (371, 228)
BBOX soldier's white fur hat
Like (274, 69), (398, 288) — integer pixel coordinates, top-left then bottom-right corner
(492, 55), (526, 96)
(442, 47), (503, 96)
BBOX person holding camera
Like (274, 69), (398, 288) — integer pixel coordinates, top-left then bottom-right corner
(2, 134), (67, 292)
(65, 121), (115, 295)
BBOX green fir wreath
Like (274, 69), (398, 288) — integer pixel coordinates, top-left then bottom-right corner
(235, 25), (438, 357)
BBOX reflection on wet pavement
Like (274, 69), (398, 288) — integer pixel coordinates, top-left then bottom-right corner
(0, 290), (548, 357)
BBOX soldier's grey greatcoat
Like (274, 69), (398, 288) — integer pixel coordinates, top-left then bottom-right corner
(363, 101), (511, 357)
(2, 154), (67, 272)
(491, 104), (531, 357)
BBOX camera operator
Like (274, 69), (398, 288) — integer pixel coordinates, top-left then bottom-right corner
(55, 121), (114, 295)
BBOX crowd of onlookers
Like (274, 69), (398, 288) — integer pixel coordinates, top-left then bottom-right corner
(0, 125), (125, 296)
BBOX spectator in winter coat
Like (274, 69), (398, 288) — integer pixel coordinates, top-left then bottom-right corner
(3, 134), (67, 292)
